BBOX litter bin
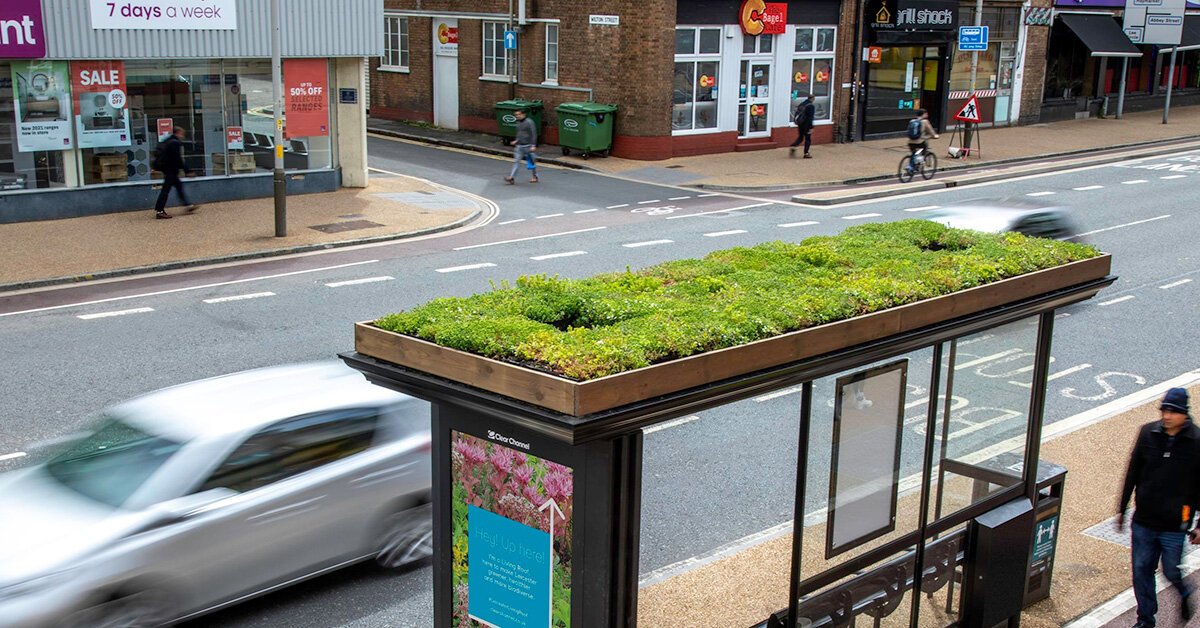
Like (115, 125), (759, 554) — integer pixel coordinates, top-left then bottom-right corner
(494, 99), (544, 144)
(1025, 460), (1067, 607)
(555, 102), (618, 158)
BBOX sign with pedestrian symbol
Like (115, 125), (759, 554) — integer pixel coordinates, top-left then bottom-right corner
(504, 30), (517, 50)
(954, 95), (982, 122)
(958, 25), (989, 51)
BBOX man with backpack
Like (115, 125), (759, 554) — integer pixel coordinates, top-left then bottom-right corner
(906, 109), (938, 165)
(152, 126), (199, 219)
(789, 94), (816, 159)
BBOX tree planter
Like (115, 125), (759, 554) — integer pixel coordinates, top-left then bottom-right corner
(355, 254), (1110, 417)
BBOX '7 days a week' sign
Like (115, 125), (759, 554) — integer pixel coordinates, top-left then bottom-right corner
(90, 0), (236, 30)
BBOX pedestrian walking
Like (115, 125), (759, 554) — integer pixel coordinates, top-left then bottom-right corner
(152, 127), (199, 219)
(789, 94), (815, 159)
(505, 110), (538, 184)
(1118, 387), (1199, 627)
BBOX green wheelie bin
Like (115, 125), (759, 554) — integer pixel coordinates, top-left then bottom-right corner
(555, 102), (617, 158)
(494, 99), (544, 144)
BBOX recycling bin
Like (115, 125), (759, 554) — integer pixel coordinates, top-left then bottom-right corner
(494, 99), (544, 144)
(555, 102), (618, 158)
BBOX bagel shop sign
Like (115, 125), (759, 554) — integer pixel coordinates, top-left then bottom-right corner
(739, 0), (788, 35)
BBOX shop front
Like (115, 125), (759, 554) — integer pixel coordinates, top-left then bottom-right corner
(0, 0), (378, 222)
(947, 4), (1024, 126)
(858, 0), (958, 137)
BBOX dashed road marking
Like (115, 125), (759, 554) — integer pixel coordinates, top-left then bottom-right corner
(1121, 179), (1148, 185)
(78, 307), (155, 320)
(668, 196), (692, 201)
(1072, 185), (1104, 191)
(531, 251), (587, 261)
(1026, 191), (1056, 197)
(325, 276), (394, 288)
(755, 386), (802, 402)
(955, 349), (1023, 370)
(573, 209), (598, 214)
(778, 221), (819, 228)
(703, 230), (749, 237)
(535, 213), (564, 219)
(607, 203), (629, 209)
(1161, 279), (1193, 290)
(1072, 215), (1170, 238)
(903, 205), (940, 212)
(698, 193), (720, 197)
(1161, 175), (1188, 180)
(841, 213), (882, 220)
(643, 415), (701, 434)
(203, 292), (276, 304)
(498, 219), (525, 225)
(637, 199), (661, 205)
(1099, 295), (1135, 306)
(623, 239), (674, 248)
(453, 226), (607, 251)
(665, 202), (772, 220)
(0, 452), (28, 462)
(436, 263), (497, 273)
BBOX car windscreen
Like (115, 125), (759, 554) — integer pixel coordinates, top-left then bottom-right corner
(45, 415), (185, 508)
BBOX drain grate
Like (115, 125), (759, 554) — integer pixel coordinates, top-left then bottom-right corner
(309, 219), (385, 234)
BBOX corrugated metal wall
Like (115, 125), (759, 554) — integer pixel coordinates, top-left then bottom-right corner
(42, 0), (382, 59)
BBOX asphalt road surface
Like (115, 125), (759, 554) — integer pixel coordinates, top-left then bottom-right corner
(1, 138), (1197, 626)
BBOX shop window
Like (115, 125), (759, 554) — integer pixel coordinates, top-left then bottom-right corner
(545, 24), (559, 84)
(792, 27), (836, 122)
(676, 27), (721, 55)
(483, 22), (513, 78)
(674, 27), (721, 133)
(0, 62), (68, 192)
(382, 16), (410, 71)
(743, 34), (773, 54)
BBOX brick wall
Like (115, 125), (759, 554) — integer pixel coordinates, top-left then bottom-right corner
(1019, 0), (1053, 124)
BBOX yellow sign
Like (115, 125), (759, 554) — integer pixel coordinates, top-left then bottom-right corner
(740, 0), (766, 35)
(275, 144), (284, 160)
(699, 75), (714, 88)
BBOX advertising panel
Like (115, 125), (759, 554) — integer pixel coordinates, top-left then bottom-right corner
(283, 59), (329, 138)
(451, 430), (572, 627)
(436, 20), (460, 57)
(0, 0), (46, 59)
(71, 60), (130, 149)
(89, 0), (237, 30)
(10, 60), (73, 152)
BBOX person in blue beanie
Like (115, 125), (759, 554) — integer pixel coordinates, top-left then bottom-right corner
(1119, 387), (1200, 627)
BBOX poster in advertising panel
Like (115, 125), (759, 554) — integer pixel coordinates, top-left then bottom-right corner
(71, 60), (131, 149)
(283, 59), (329, 139)
(10, 60), (73, 152)
(451, 430), (572, 627)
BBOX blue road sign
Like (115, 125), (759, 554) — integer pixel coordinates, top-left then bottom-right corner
(958, 25), (989, 51)
(504, 30), (517, 50)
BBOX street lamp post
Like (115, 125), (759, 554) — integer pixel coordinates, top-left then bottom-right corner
(271, 0), (286, 237)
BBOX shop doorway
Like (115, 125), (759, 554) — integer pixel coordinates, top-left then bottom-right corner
(432, 18), (459, 130)
(864, 46), (946, 136)
(738, 60), (772, 138)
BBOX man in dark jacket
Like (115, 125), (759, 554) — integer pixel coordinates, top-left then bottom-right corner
(154, 126), (199, 219)
(1119, 387), (1199, 626)
(504, 110), (538, 184)
(789, 94), (815, 159)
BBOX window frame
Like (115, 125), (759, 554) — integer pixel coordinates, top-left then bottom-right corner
(482, 21), (514, 80)
(791, 26), (838, 124)
(381, 15), (410, 72)
(673, 26), (723, 135)
(544, 23), (559, 85)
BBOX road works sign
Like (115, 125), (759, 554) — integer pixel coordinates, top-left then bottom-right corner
(954, 95), (982, 122)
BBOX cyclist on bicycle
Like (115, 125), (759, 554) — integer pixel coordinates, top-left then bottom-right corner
(905, 109), (939, 168)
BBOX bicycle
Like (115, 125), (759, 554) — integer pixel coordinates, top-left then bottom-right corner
(898, 147), (938, 183)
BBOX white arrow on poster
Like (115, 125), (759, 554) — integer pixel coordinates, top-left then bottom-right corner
(954, 95), (982, 122)
(538, 497), (566, 628)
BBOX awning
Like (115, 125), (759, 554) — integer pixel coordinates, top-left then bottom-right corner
(1059, 13), (1143, 57)
(1160, 15), (1200, 53)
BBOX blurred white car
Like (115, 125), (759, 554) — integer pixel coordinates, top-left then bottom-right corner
(925, 199), (1082, 241)
(0, 362), (431, 627)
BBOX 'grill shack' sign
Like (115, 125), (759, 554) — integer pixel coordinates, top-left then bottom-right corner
(739, 0), (788, 35)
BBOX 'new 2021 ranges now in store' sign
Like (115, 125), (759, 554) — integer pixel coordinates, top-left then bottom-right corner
(89, 0), (237, 30)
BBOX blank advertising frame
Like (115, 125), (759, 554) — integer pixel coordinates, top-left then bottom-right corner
(826, 359), (908, 559)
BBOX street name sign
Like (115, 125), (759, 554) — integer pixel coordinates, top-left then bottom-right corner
(1123, 0), (1185, 44)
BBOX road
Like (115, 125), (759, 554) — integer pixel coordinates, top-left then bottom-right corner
(0, 137), (1197, 626)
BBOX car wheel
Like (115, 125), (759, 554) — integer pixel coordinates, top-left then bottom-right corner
(375, 502), (433, 569)
(66, 588), (174, 628)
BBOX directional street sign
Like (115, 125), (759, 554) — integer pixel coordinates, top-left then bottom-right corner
(958, 25), (989, 51)
(504, 30), (517, 50)
(954, 95), (982, 123)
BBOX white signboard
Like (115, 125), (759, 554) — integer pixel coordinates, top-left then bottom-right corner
(589, 15), (620, 26)
(1123, 0), (1185, 45)
(89, 0), (237, 30)
(434, 19), (459, 57)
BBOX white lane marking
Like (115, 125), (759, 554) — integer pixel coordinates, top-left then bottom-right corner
(1099, 295), (1135, 306)
(1056, 312), (1071, 319)
(903, 205), (940, 212)
(668, 196), (691, 201)
(325, 276), (394, 288)
(78, 307), (155, 320)
(954, 348), (1023, 370)
(535, 213), (564, 219)
(530, 251), (587, 261)
(1160, 279), (1193, 289)
(778, 221), (820, 228)
(637, 199), (661, 205)
(642, 415), (701, 435)
(755, 385), (802, 402)
(957, 333), (995, 346)
(1071, 215), (1170, 238)
(203, 292), (276, 304)
(573, 209), (598, 214)
(436, 263), (497, 273)
(665, 202), (772, 220)
(0, 260), (380, 319)
(1121, 179), (1148, 185)
(623, 239), (674, 248)
(698, 193), (720, 197)
(1161, 175), (1188, 180)
(703, 230), (749, 238)
(1009, 363), (1093, 388)
(453, 226), (607, 251)
(841, 212), (882, 219)
(1026, 191), (1056, 197)
(498, 218), (526, 225)
(0, 452), (28, 462)
(607, 203), (629, 209)
(1072, 185), (1104, 191)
